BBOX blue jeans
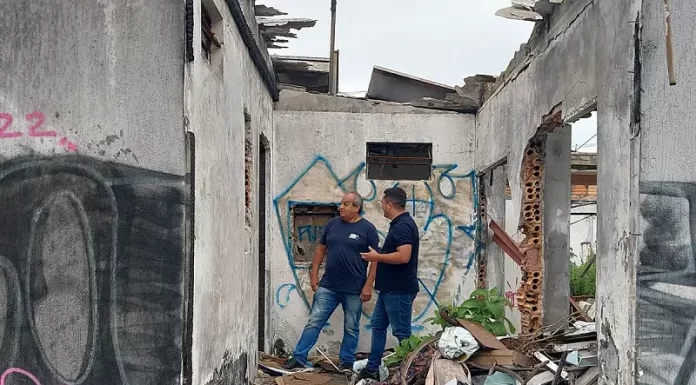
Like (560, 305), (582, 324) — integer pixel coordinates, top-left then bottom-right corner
(292, 286), (363, 366)
(366, 292), (416, 371)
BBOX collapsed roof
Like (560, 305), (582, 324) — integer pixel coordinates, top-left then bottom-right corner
(254, 4), (317, 49)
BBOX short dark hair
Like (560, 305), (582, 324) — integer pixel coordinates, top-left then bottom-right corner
(383, 187), (407, 209)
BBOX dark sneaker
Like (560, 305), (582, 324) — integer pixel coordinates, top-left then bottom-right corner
(356, 368), (379, 381)
(339, 362), (354, 373)
(283, 357), (306, 370)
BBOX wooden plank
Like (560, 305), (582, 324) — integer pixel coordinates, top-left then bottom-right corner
(457, 319), (508, 350)
(532, 352), (568, 381)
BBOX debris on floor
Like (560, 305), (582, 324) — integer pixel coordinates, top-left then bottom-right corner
(258, 309), (599, 385)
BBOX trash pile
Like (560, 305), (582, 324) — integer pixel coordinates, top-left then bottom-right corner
(258, 308), (598, 385)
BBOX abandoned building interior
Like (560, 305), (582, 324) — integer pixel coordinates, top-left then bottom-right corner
(0, 0), (694, 384)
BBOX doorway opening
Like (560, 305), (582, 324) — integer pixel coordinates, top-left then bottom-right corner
(258, 135), (269, 352)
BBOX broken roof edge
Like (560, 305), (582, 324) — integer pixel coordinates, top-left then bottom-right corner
(481, 0), (595, 108)
(371, 65), (455, 91)
(273, 55), (330, 63)
(275, 89), (471, 115)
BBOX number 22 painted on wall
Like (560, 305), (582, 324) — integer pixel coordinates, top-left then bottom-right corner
(0, 112), (56, 138)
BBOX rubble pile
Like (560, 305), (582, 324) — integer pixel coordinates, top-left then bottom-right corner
(258, 309), (598, 385)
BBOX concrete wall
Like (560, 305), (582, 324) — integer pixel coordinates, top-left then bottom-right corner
(476, 0), (597, 222)
(635, 1), (696, 384)
(476, 0), (641, 382)
(271, 91), (477, 353)
(0, 0), (187, 384)
(184, 0), (274, 384)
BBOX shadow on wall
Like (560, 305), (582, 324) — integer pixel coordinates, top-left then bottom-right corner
(274, 155), (478, 332)
(0, 155), (185, 385)
(638, 181), (696, 385)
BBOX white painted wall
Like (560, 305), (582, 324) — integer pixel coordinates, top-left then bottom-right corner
(185, 0), (274, 383)
(271, 93), (477, 354)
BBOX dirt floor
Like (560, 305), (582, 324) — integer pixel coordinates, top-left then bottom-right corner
(255, 370), (353, 385)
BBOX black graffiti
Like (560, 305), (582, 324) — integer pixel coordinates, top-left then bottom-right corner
(0, 155), (185, 385)
(638, 181), (696, 385)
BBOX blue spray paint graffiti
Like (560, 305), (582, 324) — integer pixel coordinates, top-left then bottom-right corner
(274, 155), (478, 329)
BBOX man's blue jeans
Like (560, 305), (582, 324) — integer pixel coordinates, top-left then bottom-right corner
(366, 292), (416, 372)
(292, 286), (362, 366)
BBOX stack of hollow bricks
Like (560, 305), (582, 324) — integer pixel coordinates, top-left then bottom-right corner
(476, 180), (488, 289)
(516, 136), (546, 335)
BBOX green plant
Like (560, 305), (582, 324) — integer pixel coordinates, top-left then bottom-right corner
(426, 288), (516, 336)
(570, 261), (596, 296)
(383, 334), (431, 367)
(569, 247), (596, 297)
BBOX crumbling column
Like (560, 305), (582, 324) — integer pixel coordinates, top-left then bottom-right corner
(485, 167), (507, 292)
(476, 177), (488, 289)
(517, 136), (546, 335)
(541, 126), (572, 327)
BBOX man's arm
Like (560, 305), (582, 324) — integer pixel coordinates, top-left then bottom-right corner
(311, 220), (333, 291)
(361, 262), (377, 302)
(368, 244), (411, 264)
(361, 223), (414, 264)
(310, 244), (327, 291)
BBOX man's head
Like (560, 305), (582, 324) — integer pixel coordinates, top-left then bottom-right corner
(339, 191), (363, 222)
(380, 187), (407, 219)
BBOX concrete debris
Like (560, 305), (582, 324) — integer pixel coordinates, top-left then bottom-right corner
(255, 13), (317, 49)
(254, 4), (288, 17)
(259, 310), (600, 385)
(495, 7), (543, 21)
(511, 0), (538, 10)
(411, 97), (477, 113)
(506, 0), (560, 15)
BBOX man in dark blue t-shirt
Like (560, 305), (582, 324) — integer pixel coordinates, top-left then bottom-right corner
(285, 192), (380, 371)
(357, 187), (419, 381)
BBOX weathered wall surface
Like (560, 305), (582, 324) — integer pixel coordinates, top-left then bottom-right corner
(184, 0), (274, 384)
(271, 92), (477, 353)
(0, 1), (187, 384)
(595, 0), (641, 383)
(476, 0), (596, 221)
(475, 0), (598, 334)
(636, 1), (696, 384)
(475, 0), (641, 382)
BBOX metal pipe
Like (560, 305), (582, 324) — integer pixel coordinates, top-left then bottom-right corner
(329, 0), (337, 94)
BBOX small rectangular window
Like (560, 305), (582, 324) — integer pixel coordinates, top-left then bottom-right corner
(201, 1), (222, 62)
(291, 204), (339, 263)
(366, 142), (433, 181)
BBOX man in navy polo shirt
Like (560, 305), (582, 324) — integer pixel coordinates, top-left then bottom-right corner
(357, 187), (419, 381)
(284, 191), (380, 371)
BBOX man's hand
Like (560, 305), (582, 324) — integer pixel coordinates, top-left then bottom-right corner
(310, 274), (319, 292)
(360, 246), (381, 262)
(360, 285), (372, 302)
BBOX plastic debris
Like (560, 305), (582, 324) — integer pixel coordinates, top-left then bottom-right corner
(437, 327), (480, 359)
(353, 359), (389, 381)
(483, 371), (517, 385)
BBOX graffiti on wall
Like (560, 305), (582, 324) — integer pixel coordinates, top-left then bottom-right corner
(0, 155), (185, 385)
(274, 155), (478, 330)
(0, 111), (78, 152)
(638, 181), (696, 385)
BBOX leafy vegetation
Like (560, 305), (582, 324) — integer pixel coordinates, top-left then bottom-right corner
(384, 334), (432, 367)
(569, 248), (596, 297)
(426, 287), (516, 336)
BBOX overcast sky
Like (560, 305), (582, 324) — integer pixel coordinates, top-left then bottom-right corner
(262, 0), (597, 151)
